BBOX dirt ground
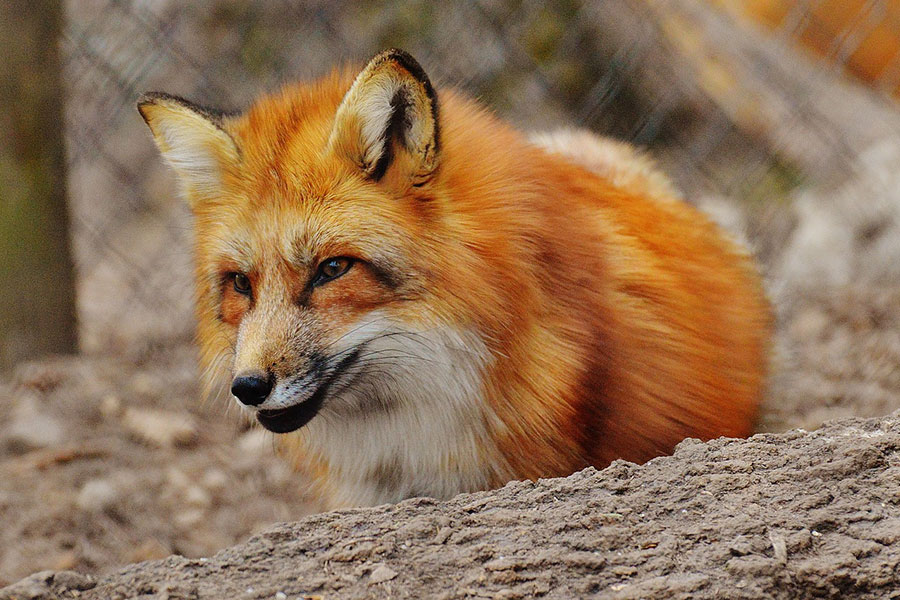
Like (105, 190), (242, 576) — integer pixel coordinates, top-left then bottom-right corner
(3, 139), (900, 596)
(4, 413), (900, 600)
(0, 346), (318, 587)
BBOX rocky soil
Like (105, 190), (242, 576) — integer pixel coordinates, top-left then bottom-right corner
(0, 347), (317, 587)
(3, 412), (900, 599)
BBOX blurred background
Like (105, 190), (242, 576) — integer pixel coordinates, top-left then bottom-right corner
(2, 0), (900, 586)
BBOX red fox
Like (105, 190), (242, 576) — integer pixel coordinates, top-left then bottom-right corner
(139, 49), (770, 508)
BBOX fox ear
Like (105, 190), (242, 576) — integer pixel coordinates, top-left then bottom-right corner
(137, 93), (240, 206)
(328, 49), (440, 185)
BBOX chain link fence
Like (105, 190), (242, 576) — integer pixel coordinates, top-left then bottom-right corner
(60, 0), (900, 357)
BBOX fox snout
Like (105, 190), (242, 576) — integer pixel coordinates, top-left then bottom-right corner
(229, 293), (322, 408)
(233, 348), (363, 434)
(230, 370), (273, 406)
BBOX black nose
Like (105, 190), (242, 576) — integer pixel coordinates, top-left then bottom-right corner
(231, 372), (273, 406)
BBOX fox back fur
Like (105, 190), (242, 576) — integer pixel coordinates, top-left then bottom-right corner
(139, 49), (771, 508)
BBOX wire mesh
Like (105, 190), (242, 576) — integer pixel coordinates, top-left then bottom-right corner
(60, 0), (900, 356)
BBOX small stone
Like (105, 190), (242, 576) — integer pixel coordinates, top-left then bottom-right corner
(129, 373), (158, 395)
(16, 363), (66, 392)
(122, 407), (198, 448)
(184, 485), (212, 509)
(52, 570), (96, 591)
(166, 466), (191, 489)
(266, 460), (293, 486)
(100, 394), (122, 417)
(6, 395), (65, 451)
(484, 558), (517, 571)
(128, 538), (172, 563)
(202, 468), (228, 491)
(770, 533), (788, 564)
(77, 478), (120, 511)
(175, 508), (205, 528)
(789, 308), (830, 340)
(434, 527), (452, 544)
(728, 538), (754, 557)
(610, 565), (637, 577)
(368, 564), (398, 584)
(493, 590), (524, 600)
(237, 429), (271, 455)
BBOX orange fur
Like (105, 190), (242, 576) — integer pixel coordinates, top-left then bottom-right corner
(139, 50), (771, 508)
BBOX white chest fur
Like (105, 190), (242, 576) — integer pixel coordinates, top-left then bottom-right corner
(300, 322), (510, 507)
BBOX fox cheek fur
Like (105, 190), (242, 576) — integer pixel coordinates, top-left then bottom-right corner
(138, 48), (771, 508)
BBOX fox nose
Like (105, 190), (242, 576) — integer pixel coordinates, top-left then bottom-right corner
(231, 372), (273, 406)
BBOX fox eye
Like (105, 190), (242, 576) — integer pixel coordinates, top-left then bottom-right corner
(232, 272), (252, 295)
(314, 257), (353, 286)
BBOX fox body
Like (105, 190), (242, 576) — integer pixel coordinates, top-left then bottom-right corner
(139, 50), (770, 508)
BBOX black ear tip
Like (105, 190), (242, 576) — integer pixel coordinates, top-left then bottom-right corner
(137, 91), (160, 114)
(137, 94), (157, 123)
(138, 90), (181, 106)
(372, 48), (432, 88)
(380, 47), (417, 64)
(133, 92), (237, 125)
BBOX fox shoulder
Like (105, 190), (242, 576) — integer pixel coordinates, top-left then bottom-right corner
(529, 128), (680, 202)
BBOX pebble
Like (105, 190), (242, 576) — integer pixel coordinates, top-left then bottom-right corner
(100, 394), (122, 417)
(369, 564), (398, 584)
(266, 460), (293, 486)
(163, 467), (212, 511)
(77, 478), (120, 511)
(235, 429), (274, 471)
(237, 429), (271, 455)
(166, 466), (190, 489)
(129, 372), (159, 396)
(175, 508), (206, 528)
(184, 485), (212, 508)
(484, 558), (517, 571)
(122, 407), (198, 447)
(789, 307), (830, 340)
(202, 468), (229, 490)
(6, 395), (65, 451)
(52, 570), (96, 591)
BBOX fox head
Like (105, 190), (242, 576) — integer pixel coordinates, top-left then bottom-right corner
(138, 50), (513, 439)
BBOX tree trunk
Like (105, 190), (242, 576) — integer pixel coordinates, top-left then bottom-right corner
(0, 0), (77, 370)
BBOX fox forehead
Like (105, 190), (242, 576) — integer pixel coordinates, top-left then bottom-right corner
(229, 72), (353, 193)
(192, 78), (424, 272)
(198, 196), (414, 280)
